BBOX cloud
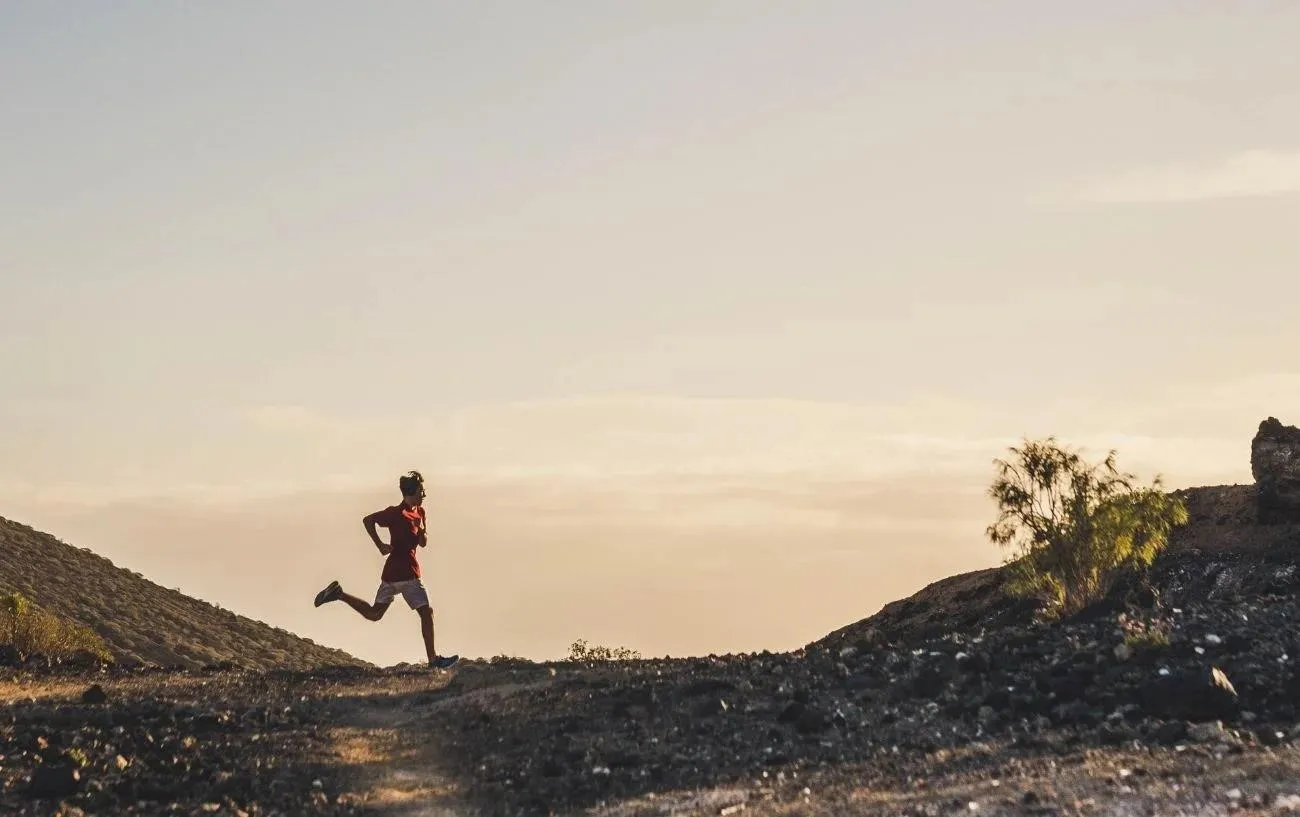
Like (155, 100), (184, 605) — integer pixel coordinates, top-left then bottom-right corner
(436, 394), (1021, 474)
(221, 394), (1032, 487)
(1077, 149), (1300, 203)
(421, 393), (1260, 490)
(5, 384), (1271, 509)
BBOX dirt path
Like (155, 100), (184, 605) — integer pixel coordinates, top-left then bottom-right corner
(320, 666), (560, 817)
(329, 718), (467, 816)
(312, 670), (467, 816)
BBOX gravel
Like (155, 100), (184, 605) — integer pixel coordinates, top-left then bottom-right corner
(407, 592), (1300, 814)
(0, 665), (376, 816)
(7, 574), (1300, 815)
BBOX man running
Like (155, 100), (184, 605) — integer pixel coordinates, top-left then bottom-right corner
(314, 470), (459, 669)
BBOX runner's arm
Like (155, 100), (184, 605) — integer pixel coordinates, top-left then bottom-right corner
(362, 510), (391, 554)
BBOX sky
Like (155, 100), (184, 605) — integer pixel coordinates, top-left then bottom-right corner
(3, 2), (1300, 665)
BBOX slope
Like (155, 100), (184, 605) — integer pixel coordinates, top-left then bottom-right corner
(0, 514), (366, 670)
(811, 482), (1300, 652)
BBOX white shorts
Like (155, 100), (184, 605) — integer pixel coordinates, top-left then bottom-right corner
(374, 578), (430, 610)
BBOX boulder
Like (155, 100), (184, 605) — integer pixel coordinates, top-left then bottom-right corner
(1250, 417), (1300, 523)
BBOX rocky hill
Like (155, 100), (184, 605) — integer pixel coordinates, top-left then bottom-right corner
(0, 514), (365, 670)
(813, 417), (1300, 654)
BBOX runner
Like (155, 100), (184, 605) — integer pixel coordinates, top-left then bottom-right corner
(314, 470), (458, 669)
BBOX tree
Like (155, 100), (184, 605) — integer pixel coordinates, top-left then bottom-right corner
(985, 437), (1188, 616)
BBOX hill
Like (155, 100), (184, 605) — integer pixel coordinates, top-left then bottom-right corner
(811, 484), (1275, 651)
(811, 418), (1300, 653)
(0, 514), (365, 670)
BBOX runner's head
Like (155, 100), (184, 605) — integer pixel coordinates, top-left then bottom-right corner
(399, 470), (425, 506)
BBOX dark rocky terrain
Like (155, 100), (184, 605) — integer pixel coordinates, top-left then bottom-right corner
(1, 663), (378, 816)
(8, 587), (1300, 817)
(7, 417), (1300, 815)
(815, 478), (1298, 654)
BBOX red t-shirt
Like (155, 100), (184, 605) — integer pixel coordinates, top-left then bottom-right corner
(374, 503), (427, 582)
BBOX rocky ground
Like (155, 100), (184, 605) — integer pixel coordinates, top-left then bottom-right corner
(411, 590), (1300, 816)
(0, 662), (395, 816)
(7, 581), (1300, 816)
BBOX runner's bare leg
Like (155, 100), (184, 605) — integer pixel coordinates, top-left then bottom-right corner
(418, 606), (436, 662)
(338, 590), (389, 622)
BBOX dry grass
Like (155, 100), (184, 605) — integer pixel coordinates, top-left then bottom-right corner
(1, 591), (111, 661)
(0, 677), (87, 702)
(0, 671), (231, 705)
(0, 514), (365, 670)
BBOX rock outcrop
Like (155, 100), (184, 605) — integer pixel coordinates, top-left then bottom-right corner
(1251, 417), (1300, 523)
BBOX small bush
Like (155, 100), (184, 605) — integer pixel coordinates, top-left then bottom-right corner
(986, 437), (1188, 617)
(567, 638), (640, 662)
(1118, 610), (1172, 650)
(0, 592), (113, 662)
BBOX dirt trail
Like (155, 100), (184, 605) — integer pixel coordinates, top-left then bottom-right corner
(322, 666), (558, 817)
(329, 718), (466, 816)
(323, 669), (746, 817)
(314, 672), (463, 816)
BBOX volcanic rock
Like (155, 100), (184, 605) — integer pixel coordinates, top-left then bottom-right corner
(26, 764), (80, 799)
(1251, 417), (1300, 523)
(80, 684), (107, 705)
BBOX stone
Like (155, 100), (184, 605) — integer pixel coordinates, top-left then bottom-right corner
(1138, 666), (1239, 722)
(81, 684), (108, 705)
(1250, 417), (1300, 523)
(1187, 721), (1226, 743)
(1155, 721), (1188, 745)
(26, 763), (81, 799)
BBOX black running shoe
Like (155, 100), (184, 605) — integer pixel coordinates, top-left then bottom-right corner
(314, 580), (342, 607)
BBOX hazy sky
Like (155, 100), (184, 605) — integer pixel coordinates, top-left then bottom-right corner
(4, 2), (1300, 665)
